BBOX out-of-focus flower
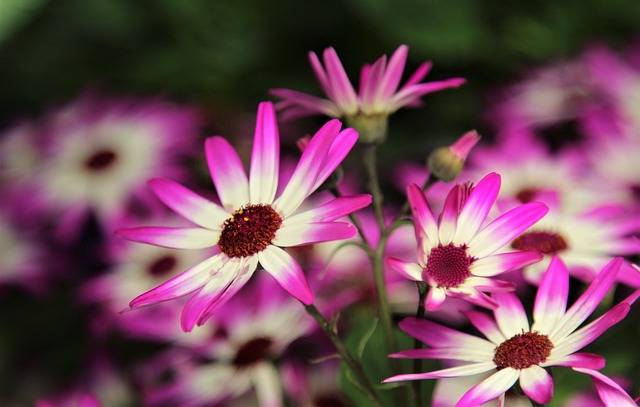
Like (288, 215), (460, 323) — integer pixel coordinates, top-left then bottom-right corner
(270, 45), (465, 143)
(427, 130), (481, 182)
(384, 256), (640, 406)
(116, 102), (371, 331)
(386, 173), (548, 310)
(1, 92), (201, 240)
(140, 275), (315, 407)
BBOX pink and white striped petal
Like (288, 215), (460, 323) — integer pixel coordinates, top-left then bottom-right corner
(249, 102), (280, 204)
(573, 368), (638, 407)
(180, 258), (242, 331)
(386, 258), (423, 282)
(549, 257), (622, 342)
(270, 89), (337, 117)
(129, 253), (225, 308)
(390, 78), (467, 111)
(464, 277), (516, 292)
(257, 245), (314, 305)
(376, 45), (408, 104)
(322, 48), (358, 114)
(398, 318), (495, 352)
(273, 222), (355, 247)
(545, 352), (606, 370)
(205, 137), (249, 210)
(283, 195), (371, 224)
(471, 251), (543, 277)
(115, 226), (219, 249)
(390, 347), (492, 363)
(425, 286), (448, 311)
(454, 172), (501, 244)
(273, 120), (341, 217)
(463, 310), (506, 345)
(492, 292), (530, 338)
(382, 362), (497, 383)
(532, 255), (569, 334)
(438, 184), (461, 244)
(456, 368), (520, 406)
(309, 128), (358, 192)
(148, 177), (229, 229)
(519, 365), (553, 404)
(360, 57), (387, 114)
(468, 202), (549, 258)
(407, 183), (439, 245)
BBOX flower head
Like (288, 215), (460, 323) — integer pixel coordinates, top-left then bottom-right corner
(386, 172), (548, 310)
(384, 256), (640, 406)
(270, 45), (465, 143)
(116, 102), (371, 331)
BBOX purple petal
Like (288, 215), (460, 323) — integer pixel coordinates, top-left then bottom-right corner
(270, 88), (337, 117)
(273, 120), (341, 217)
(546, 352), (606, 370)
(258, 245), (314, 304)
(309, 128), (358, 192)
(308, 51), (331, 96)
(438, 183), (461, 244)
(457, 368), (520, 406)
(180, 258), (243, 332)
(471, 251), (543, 277)
(130, 254), (224, 308)
(549, 257), (622, 342)
(360, 56), (387, 113)
(401, 61), (432, 88)
(377, 45), (408, 101)
(573, 368), (638, 407)
(389, 346), (492, 362)
(284, 194), (371, 224)
(492, 292), (529, 338)
(554, 302), (630, 356)
(407, 183), (439, 246)
(382, 362), (496, 383)
(519, 365), (553, 404)
(468, 202), (549, 258)
(148, 177), (228, 229)
(205, 137), (249, 210)
(386, 257), (424, 282)
(115, 226), (218, 249)
(454, 172), (501, 244)
(463, 310), (506, 344)
(249, 102), (280, 204)
(398, 317), (495, 351)
(532, 255), (569, 334)
(425, 286), (448, 311)
(390, 78), (466, 111)
(322, 47), (358, 114)
(464, 277), (516, 292)
(273, 222), (355, 247)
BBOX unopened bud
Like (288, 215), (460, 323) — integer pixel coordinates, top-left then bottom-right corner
(346, 113), (389, 144)
(427, 130), (480, 182)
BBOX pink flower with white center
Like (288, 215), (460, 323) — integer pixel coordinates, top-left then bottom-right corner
(270, 45), (465, 143)
(18, 92), (201, 239)
(384, 256), (640, 406)
(386, 172), (548, 310)
(116, 102), (371, 331)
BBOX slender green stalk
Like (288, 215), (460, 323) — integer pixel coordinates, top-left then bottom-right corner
(362, 145), (397, 356)
(413, 283), (429, 406)
(304, 304), (382, 406)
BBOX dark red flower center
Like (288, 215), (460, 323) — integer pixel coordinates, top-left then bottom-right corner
(217, 204), (282, 258)
(85, 149), (117, 171)
(147, 255), (177, 276)
(424, 243), (474, 288)
(232, 337), (274, 367)
(515, 188), (540, 204)
(511, 231), (568, 254)
(494, 330), (554, 370)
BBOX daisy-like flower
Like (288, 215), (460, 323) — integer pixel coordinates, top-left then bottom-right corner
(386, 172), (548, 310)
(116, 102), (371, 331)
(270, 45), (465, 143)
(383, 256), (640, 406)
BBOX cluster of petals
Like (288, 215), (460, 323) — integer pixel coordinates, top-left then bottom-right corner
(270, 44), (466, 120)
(116, 102), (371, 331)
(384, 256), (640, 406)
(386, 172), (548, 310)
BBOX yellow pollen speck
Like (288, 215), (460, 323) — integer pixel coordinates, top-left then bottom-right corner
(244, 217), (249, 221)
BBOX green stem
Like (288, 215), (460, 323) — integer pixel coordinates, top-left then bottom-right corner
(362, 145), (397, 355)
(413, 283), (429, 406)
(304, 304), (382, 406)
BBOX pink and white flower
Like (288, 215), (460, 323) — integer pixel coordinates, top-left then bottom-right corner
(386, 172), (548, 310)
(116, 102), (371, 331)
(270, 45), (465, 142)
(384, 256), (640, 406)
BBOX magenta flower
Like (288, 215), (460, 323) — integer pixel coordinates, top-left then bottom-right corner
(270, 45), (465, 142)
(116, 102), (371, 331)
(384, 256), (640, 406)
(386, 173), (548, 310)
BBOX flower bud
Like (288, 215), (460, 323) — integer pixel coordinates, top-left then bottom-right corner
(427, 130), (480, 182)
